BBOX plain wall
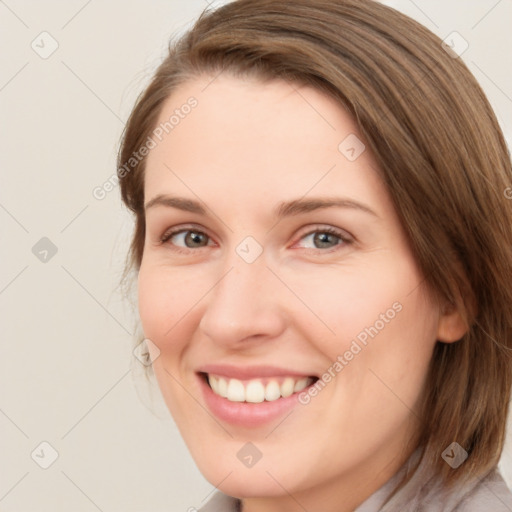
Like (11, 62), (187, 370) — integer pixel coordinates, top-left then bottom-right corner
(1, 1), (511, 510)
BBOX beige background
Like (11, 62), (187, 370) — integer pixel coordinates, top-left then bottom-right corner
(1, 0), (511, 510)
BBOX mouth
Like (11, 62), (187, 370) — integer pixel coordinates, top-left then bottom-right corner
(199, 372), (319, 403)
(195, 364), (321, 426)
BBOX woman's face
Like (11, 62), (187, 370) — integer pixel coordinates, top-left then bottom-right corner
(138, 75), (449, 505)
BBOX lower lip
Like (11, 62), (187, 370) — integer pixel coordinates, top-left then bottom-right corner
(197, 374), (313, 427)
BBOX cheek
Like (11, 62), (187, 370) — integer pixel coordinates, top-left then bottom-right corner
(331, 258), (438, 413)
(297, 252), (438, 379)
(292, 257), (416, 347)
(137, 264), (200, 353)
(137, 264), (206, 418)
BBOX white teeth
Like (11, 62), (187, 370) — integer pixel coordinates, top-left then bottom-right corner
(207, 374), (314, 403)
(245, 380), (265, 403)
(227, 378), (245, 402)
(280, 377), (295, 398)
(209, 375), (220, 395)
(294, 377), (310, 392)
(217, 377), (228, 398)
(264, 380), (281, 401)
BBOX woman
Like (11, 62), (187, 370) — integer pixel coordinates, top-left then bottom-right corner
(118, 0), (512, 510)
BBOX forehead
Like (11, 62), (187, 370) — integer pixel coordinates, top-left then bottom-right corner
(143, 74), (387, 215)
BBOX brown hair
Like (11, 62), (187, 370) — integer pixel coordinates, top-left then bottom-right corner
(118, 0), (512, 501)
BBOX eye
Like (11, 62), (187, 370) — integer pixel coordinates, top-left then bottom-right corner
(294, 227), (352, 251)
(159, 225), (352, 253)
(160, 227), (213, 251)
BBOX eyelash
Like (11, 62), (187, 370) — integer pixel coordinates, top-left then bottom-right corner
(159, 225), (353, 254)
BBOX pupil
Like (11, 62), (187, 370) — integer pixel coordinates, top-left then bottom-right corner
(315, 232), (336, 248)
(187, 231), (206, 247)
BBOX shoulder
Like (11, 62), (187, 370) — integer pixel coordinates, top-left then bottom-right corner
(451, 468), (512, 511)
(197, 491), (241, 512)
(363, 455), (512, 512)
(409, 466), (512, 511)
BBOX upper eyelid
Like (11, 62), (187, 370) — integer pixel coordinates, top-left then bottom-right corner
(161, 223), (215, 241)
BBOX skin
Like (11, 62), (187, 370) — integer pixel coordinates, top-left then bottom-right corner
(138, 74), (467, 512)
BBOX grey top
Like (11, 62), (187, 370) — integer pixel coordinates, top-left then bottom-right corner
(198, 450), (512, 511)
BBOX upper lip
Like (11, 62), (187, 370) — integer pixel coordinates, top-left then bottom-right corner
(197, 364), (318, 380)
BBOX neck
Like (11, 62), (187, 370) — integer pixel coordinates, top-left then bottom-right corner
(239, 439), (418, 512)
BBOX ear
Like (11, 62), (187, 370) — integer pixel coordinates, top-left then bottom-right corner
(436, 301), (469, 343)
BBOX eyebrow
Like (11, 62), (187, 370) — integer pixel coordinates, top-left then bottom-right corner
(144, 194), (379, 219)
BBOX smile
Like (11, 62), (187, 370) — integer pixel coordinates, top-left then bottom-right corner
(206, 373), (315, 403)
(196, 366), (320, 426)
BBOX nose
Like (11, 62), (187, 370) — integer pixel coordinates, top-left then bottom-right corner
(198, 253), (287, 349)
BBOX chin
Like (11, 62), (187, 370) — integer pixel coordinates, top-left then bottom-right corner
(209, 474), (291, 499)
(193, 450), (310, 499)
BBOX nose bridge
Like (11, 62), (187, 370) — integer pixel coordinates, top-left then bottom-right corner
(199, 247), (285, 345)
(221, 258), (266, 306)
